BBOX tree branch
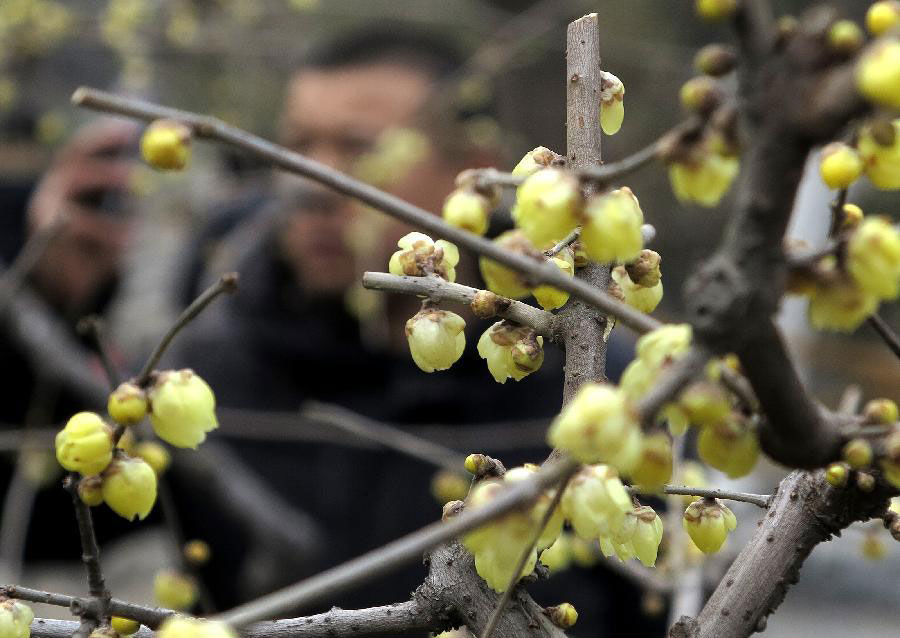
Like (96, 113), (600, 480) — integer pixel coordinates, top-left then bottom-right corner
(867, 313), (900, 362)
(71, 88), (659, 336)
(360, 272), (558, 339)
(62, 475), (111, 624)
(655, 486), (769, 509)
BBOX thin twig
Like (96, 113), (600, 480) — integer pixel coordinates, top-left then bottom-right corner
(63, 475), (111, 623)
(361, 272), (557, 338)
(655, 486), (770, 509)
(1, 586), (173, 629)
(72, 88), (660, 335)
(481, 476), (569, 638)
(212, 456), (579, 627)
(827, 188), (849, 238)
(867, 313), (900, 362)
(301, 401), (467, 475)
(545, 228), (580, 258)
(76, 316), (120, 389)
(135, 272), (239, 385)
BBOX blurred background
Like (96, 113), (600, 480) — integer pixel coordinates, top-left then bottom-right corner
(0, 1), (897, 637)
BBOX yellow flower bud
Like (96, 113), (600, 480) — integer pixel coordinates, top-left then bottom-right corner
(697, 416), (759, 478)
(683, 499), (736, 554)
(847, 216), (900, 300)
(511, 146), (558, 177)
(539, 533), (573, 573)
(0, 600), (34, 638)
(630, 506), (664, 567)
(388, 232), (459, 282)
(156, 616), (236, 638)
(825, 462), (849, 487)
(478, 230), (536, 299)
(841, 203), (864, 230)
(867, 1), (900, 36)
(611, 265), (663, 314)
(695, 0), (737, 21)
(668, 148), (739, 207)
(55, 412), (114, 476)
(679, 76), (719, 113)
(183, 539), (211, 566)
(694, 44), (737, 77)
(842, 437), (873, 469)
(78, 476), (104, 507)
(116, 427), (136, 456)
(630, 433), (672, 493)
(442, 188), (490, 236)
(512, 168), (581, 249)
(148, 370), (218, 449)
(807, 278), (879, 332)
(561, 464), (634, 541)
(140, 119), (191, 171)
(635, 324), (693, 369)
(533, 253), (574, 311)
(819, 142), (863, 189)
(863, 398), (899, 424)
(430, 469), (469, 505)
(857, 39), (900, 110)
(405, 309), (466, 373)
(154, 570), (199, 611)
(599, 72), (625, 136)
(548, 384), (641, 472)
(134, 441), (171, 476)
(827, 20), (864, 54)
(546, 603), (579, 629)
(581, 187), (644, 263)
(857, 120), (900, 190)
(107, 382), (149, 426)
(111, 618), (140, 636)
(477, 321), (544, 384)
(679, 382), (732, 428)
(881, 458), (900, 488)
(102, 455), (157, 521)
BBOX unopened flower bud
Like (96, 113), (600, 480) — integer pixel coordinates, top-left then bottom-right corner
(843, 437), (873, 469)
(533, 254), (574, 311)
(442, 188), (490, 236)
(857, 38), (900, 110)
(511, 146), (558, 177)
(430, 469), (469, 505)
(78, 476), (104, 507)
(827, 20), (864, 55)
(156, 616), (235, 638)
(679, 76), (721, 114)
(0, 598), (34, 638)
(148, 369), (218, 449)
(856, 471), (876, 492)
(695, 0), (737, 21)
(102, 454), (157, 521)
(840, 203), (864, 230)
(513, 169), (581, 249)
(630, 433), (673, 493)
(470, 290), (504, 318)
(819, 142), (863, 189)
(679, 382), (731, 427)
(140, 119), (191, 171)
(668, 142), (739, 207)
(683, 499), (736, 554)
(154, 570), (199, 611)
(107, 382), (149, 426)
(847, 216), (900, 300)
(55, 412), (114, 476)
(183, 539), (211, 566)
(694, 44), (736, 77)
(856, 119), (900, 190)
(546, 603), (578, 629)
(825, 462), (849, 487)
(599, 72), (625, 136)
(630, 507), (664, 567)
(479, 230), (536, 299)
(134, 441), (171, 476)
(697, 415), (759, 478)
(561, 464), (633, 540)
(625, 249), (662, 287)
(612, 263), (663, 314)
(864, 398), (899, 424)
(867, 1), (900, 36)
(807, 277), (879, 332)
(405, 309), (466, 373)
(581, 187), (644, 264)
(110, 618), (140, 636)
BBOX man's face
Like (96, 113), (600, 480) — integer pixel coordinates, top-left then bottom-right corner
(277, 62), (433, 295)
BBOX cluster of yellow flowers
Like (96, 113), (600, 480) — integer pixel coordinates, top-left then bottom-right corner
(55, 370), (218, 521)
(799, 212), (900, 332)
(0, 599), (34, 638)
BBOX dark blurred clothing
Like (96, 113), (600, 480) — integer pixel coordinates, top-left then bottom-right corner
(166, 203), (666, 637)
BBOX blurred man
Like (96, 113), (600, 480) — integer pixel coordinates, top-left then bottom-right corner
(170, 29), (649, 637)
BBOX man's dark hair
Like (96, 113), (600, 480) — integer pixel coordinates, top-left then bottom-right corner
(303, 27), (464, 83)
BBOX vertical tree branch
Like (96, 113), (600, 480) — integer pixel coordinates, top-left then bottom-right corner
(560, 13), (609, 404)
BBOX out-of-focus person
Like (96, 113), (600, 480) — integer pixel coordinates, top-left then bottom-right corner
(168, 28), (649, 637)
